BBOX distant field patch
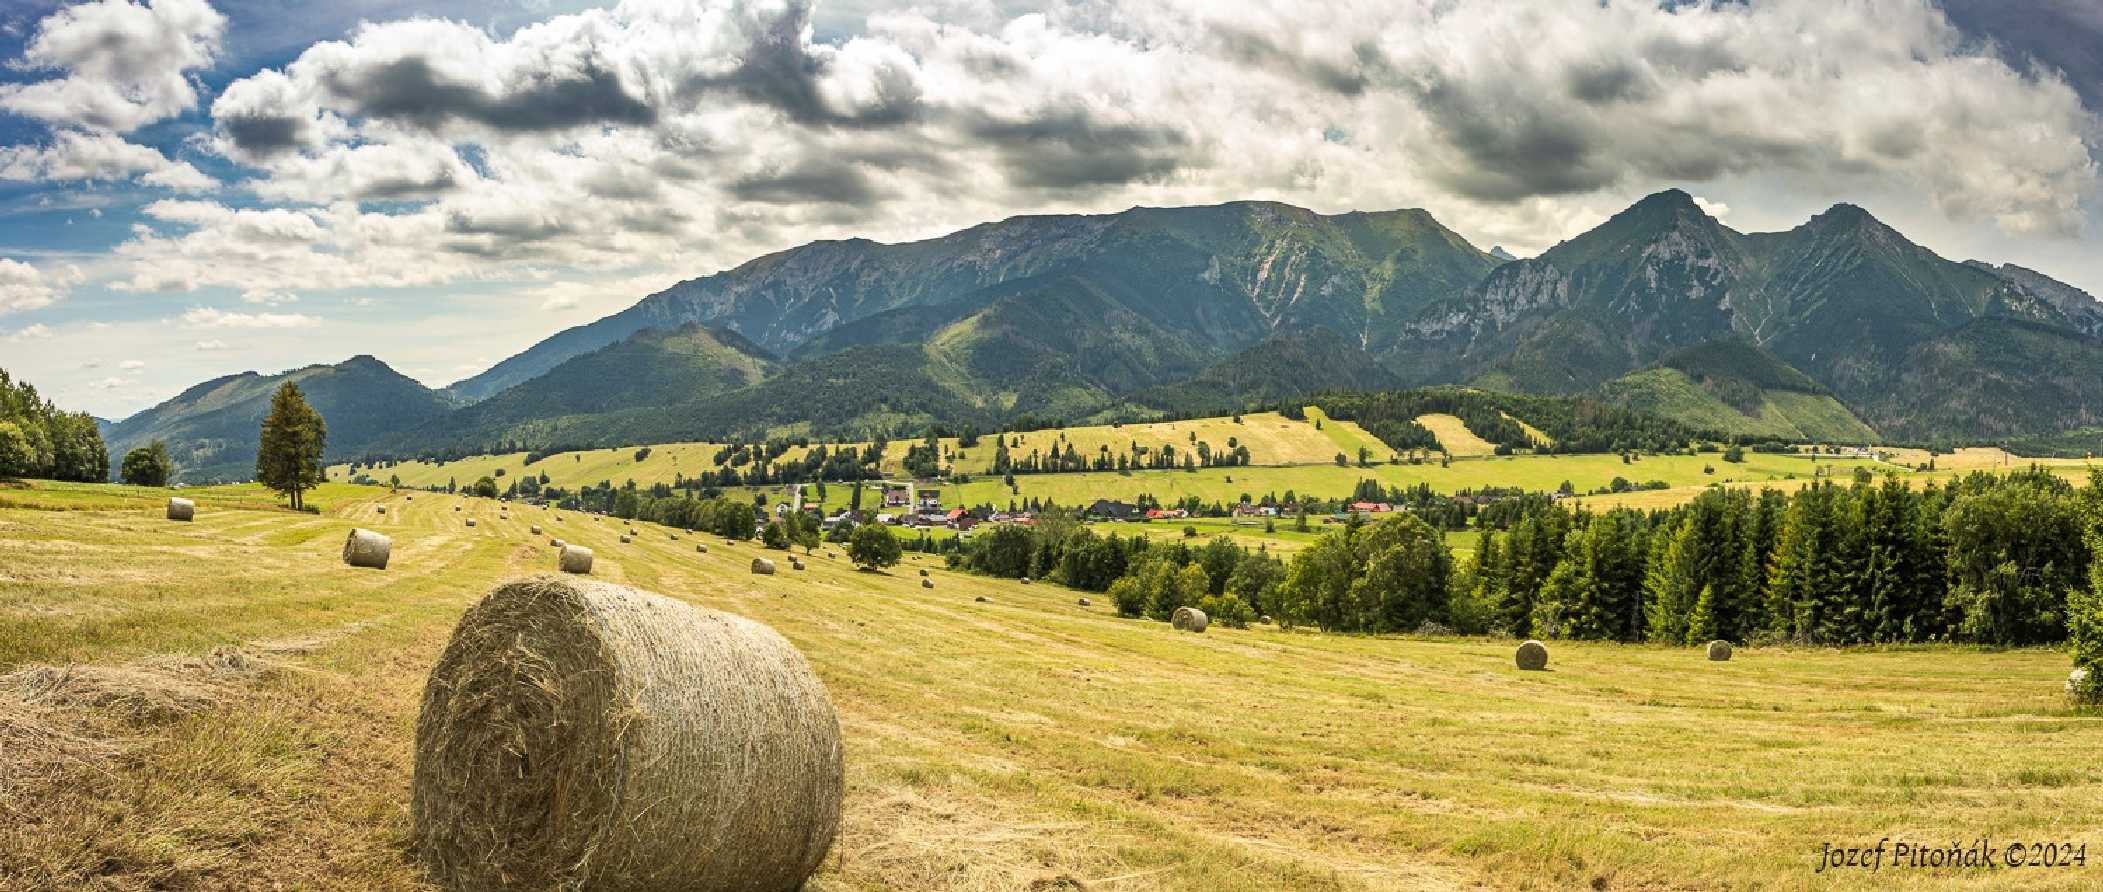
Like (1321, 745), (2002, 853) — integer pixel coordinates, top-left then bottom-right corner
(1414, 413), (1496, 456)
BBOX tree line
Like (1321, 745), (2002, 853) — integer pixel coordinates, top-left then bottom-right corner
(0, 368), (108, 482)
(939, 467), (2103, 650)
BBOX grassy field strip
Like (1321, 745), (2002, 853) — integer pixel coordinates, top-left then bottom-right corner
(1413, 414), (1495, 457)
(5, 481), (2102, 890)
(326, 411), (1396, 490)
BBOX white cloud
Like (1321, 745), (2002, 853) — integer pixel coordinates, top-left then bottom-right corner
(91, 376), (130, 389)
(120, 359), (146, 370)
(193, 338), (228, 350)
(0, 0), (226, 132)
(180, 307), (322, 328)
(11, 323), (56, 340)
(0, 129), (216, 191)
(0, 259), (72, 314)
(240, 289), (299, 305)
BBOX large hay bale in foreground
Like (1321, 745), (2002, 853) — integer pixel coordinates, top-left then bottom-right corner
(166, 498), (194, 521)
(558, 545), (594, 575)
(1170, 606), (1209, 633)
(1706, 640), (1733, 662)
(412, 576), (843, 892)
(751, 558), (776, 575)
(342, 529), (392, 569)
(1515, 640), (1549, 671)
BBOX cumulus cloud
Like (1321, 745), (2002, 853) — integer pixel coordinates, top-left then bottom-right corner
(0, 259), (77, 314)
(0, 0), (225, 132)
(120, 359), (146, 369)
(88, 0), (2098, 309)
(11, 323), (56, 340)
(194, 338), (228, 350)
(180, 307), (321, 328)
(0, 130), (215, 191)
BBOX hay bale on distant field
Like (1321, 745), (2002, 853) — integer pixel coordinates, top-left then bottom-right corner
(530, 524), (542, 535)
(454, 506), (461, 512)
(1021, 577), (1031, 585)
(376, 505), (387, 515)
(1171, 606), (1209, 633)
(789, 558), (805, 571)
(2069, 668), (2095, 703)
(342, 529), (392, 569)
(558, 545), (594, 575)
(918, 569), (928, 577)
(974, 595), (989, 603)
(669, 533), (678, 541)
(620, 535), (632, 544)
(695, 544), (708, 554)
(411, 576), (842, 892)
(1515, 640), (1549, 671)
(751, 558), (776, 575)
(1077, 597), (1091, 607)
(465, 518), (477, 528)
(550, 538), (565, 548)
(921, 579), (934, 589)
(166, 498), (194, 521)
(1706, 640), (1733, 662)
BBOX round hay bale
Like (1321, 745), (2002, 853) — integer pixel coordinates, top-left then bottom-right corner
(407, 495), (414, 501)
(454, 506), (461, 512)
(1021, 577), (1031, 585)
(558, 545), (594, 575)
(166, 497), (195, 521)
(550, 538), (565, 548)
(465, 518), (478, 528)
(695, 544), (708, 554)
(918, 569), (928, 577)
(1706, 640), (1733, 662)
(1170, 606), (1209, 633)
(620, 535), (632, 544)
(920, 579), (934, 589)
(1515, 640), (1549, 671)
(411, 576), (842, 892)
(1077, 597), (1091, 607)
(789, 559), (805, 571)
(751, 558), (776, 575)
(343, 529), (392, 569)
(530, 524), (543, 536)
(376, 505), (387, 515)
(974, 595), (989, 603)
(2068, 668), (2095, 702)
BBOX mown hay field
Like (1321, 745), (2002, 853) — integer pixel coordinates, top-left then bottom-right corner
(3, 480), (2100, 891)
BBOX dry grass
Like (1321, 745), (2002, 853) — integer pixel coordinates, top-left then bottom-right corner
(3, 480), (2101, 890)
(1412, 414), (1495, 457)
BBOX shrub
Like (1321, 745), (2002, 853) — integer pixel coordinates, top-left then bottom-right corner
(847, 523), (902, 570)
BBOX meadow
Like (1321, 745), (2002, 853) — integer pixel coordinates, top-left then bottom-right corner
(327, 411), (1394, 490)
(3, 480), (2099, 890)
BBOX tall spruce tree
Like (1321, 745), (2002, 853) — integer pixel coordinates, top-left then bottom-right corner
(256, 382), (327, 511)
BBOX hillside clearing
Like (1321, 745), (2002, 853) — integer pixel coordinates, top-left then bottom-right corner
(2, 480), (2098, 890)
(1412, 413), (1495, 457)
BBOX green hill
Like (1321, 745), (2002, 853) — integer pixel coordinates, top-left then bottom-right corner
(105, 355), (454, 483)
(1598, 338), (1877, 442)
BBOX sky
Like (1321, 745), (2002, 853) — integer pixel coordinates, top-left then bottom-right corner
(0, 0), (2100, 420)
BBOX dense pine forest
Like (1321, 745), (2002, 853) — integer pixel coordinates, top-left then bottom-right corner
(930, 467), (2102, 651)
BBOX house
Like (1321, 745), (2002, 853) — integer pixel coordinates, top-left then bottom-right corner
(1349, 501), (1394, 514)
(1145, 508), (1188, 520)
(951, 515), (981, 532)
(1087, 499), (1138, 520)
(917, 488), (943, 511)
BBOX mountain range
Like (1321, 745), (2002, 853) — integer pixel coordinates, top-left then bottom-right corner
(103, 191), (2103, 481)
